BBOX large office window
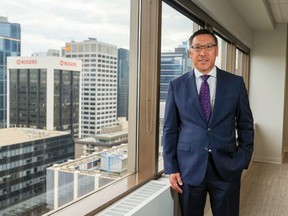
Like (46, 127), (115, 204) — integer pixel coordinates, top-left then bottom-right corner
(1, 1), (136, 215)
(1, 0), (250, 215)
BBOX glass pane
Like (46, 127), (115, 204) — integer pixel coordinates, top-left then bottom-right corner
(1, 0), (132, 215)
(215, 36), (228, 69)
(236, 48), (243, 76)
(159, 3), (196, 171)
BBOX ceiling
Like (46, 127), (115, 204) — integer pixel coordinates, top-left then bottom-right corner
(229, 0), (288, 30)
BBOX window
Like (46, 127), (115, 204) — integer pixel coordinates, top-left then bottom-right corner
(1, 0), (250, 215)
(1, 0), (138, 215)
(159, 2), (195, 170)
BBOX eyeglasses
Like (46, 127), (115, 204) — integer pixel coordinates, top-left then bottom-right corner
(190, 44), (217, 52)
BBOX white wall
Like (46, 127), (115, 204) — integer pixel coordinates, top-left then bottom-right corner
(192, 0), (288, 163)
(250, 24), (288, 163)
(192, 0), (253, 48)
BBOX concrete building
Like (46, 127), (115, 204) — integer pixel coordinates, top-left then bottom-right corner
(0, 16), (21, 128)
(62, 38), (118, 137)
(7, 56), (82, 137)
(0, 127), (75, 214)
(46, 144), (127, 210)
(75, 117), (128, 158)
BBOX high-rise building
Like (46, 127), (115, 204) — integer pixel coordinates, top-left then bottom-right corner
(117, 48), (129, 120)
(159, 42), (192, 158)
(0, 16), (21, 128)
(62, 38), (118, 137)
(160, 41), (192, 101)
(0, 127), (75, 214)
(7, 56), (82, 137)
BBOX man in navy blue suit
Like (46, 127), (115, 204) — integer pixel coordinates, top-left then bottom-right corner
(163, 29), (254, 216)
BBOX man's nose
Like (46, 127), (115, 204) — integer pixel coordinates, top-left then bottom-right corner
(199, 48), (207, 55)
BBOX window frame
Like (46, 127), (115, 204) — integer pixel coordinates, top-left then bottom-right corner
(44, 0), (163, 215)
(44, 0), (251, 214)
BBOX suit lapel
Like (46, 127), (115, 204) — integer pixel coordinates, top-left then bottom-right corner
(209, 69), (225, 124)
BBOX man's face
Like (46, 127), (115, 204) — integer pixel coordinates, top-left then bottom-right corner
(189, 34), (218, 74)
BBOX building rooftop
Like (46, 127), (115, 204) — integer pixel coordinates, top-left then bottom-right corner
(95, 130), (128, 140)
(0, 127), (69, 146)
(76, 130), (128, 143)
(0, 16), (8, 23)
(50, 144), (128, 175)
(7, 56), (82, 71)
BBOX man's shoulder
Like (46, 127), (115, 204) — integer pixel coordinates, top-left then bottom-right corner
(170, 71), (192, 84)
(217, 68), (243, 81)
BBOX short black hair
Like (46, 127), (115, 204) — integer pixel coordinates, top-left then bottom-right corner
(188, 29), (218, 47)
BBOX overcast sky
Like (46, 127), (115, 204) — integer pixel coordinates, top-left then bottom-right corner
(0, 0), (192, 56)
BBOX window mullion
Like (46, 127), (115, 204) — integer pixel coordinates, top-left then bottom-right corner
(138, 0), (162, 176)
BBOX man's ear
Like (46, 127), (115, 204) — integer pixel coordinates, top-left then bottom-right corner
(188, 49), (192, 58)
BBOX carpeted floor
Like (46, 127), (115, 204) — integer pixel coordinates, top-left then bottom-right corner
(239, 158), (288, 216)
(204, 154), (288, 216)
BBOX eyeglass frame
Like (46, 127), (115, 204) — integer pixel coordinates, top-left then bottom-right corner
(190, 44), (218, 52)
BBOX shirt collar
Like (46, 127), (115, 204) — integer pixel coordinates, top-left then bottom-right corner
(194, 66), (217, 78)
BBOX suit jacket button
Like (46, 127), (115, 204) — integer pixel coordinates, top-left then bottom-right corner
(207, 128), (211, 132)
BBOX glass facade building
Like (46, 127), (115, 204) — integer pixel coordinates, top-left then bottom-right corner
(9, 68), (47, 129)
(160, 42), (192, 101)
(7, 57), (81, 137)
(117, 48), (129, 120)
(0, 16), (21, 128)
(0, 128), (74, 214)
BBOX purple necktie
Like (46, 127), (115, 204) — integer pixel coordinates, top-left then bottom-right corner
(199, 75), (211, 121)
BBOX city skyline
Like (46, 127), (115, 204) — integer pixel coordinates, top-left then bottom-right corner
(0, 1), (192, 56)
(0, 0), (130, 56)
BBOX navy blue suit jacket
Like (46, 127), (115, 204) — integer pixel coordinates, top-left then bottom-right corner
(163, 68), (254, 185)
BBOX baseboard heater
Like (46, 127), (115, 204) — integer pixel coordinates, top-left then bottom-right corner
(96, 178), (173, 216)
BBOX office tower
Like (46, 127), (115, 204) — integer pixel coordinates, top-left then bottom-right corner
(0, 127), (75, 214)
(160, 41), (192, 101)
(0, 16), (21, 128)
(7, 56), (82, 137)
(158, 42), (192, 157)
(117, 48), (129, 120)
(62, 38), (118, 137)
